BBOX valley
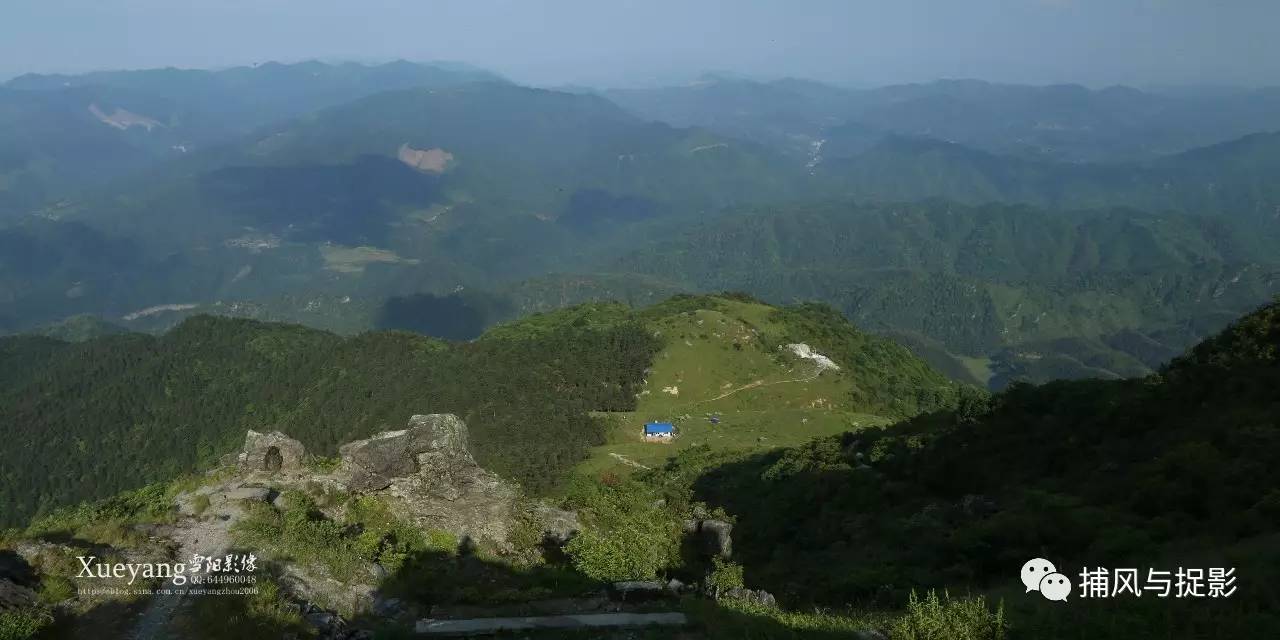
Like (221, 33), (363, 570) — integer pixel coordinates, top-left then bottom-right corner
(5, 66), (1280, 389)
(1, 21), (1280, 638)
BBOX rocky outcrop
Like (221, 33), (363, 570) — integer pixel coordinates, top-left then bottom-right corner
(718, 587), (776, 608)
(239, 430), (307, 473)
(533, 504), (581, 545)
(339, 414), (475, 492)
(784, 343), (840, 372)
(330, 414), (523, 547)
(683, 518), (733, 559)
(0, 551), (37, 612)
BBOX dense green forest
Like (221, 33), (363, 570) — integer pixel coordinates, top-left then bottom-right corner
(649, 297), (1280, 636)
(0, 312), (660, 527)
(0, 294), (962, 529)
(606, 200), (1280, 385)
(5, 73), (1280, 396)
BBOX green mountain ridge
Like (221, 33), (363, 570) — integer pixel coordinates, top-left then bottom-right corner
(657, 296), (1280, 636)
(3, 295), (1276, 639)
(594, 200), (1280, 384)
(4, 73), (1280, 395)
(817, 133), (1280, 221)
(0, 294), (951, 529)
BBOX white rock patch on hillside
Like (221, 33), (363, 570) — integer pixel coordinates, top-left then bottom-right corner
(785, 343), (840, 372)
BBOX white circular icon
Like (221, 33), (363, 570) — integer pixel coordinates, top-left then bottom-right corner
(1020, 557), (1056, 592)
(1039, 572), (1072, 601)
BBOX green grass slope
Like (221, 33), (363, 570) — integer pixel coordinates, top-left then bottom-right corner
(485, 294), (964, 479)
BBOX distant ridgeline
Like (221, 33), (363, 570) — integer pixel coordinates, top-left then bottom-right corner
(0, 294), (959, 528)
(605, 200), (1280, 387)
(5, 74), (1280, 391)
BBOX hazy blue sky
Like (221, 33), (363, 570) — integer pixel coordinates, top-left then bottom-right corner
(2, 0), (1276, 87)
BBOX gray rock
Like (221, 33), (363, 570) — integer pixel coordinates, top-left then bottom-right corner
(854, 630), (889, 640)
(303, 609), (340, 630)
(339, 414), (474, 492)
(223, 486), (273, 503)
(533, 504), (581, 545)
(722, 587), (776, 608)
(685, 518), (733, 559)
(701, 519), (733, 558)
(0, 579), (37, 610)
(240, 430), (307, 473)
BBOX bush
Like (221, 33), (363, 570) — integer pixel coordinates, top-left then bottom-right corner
(563, 478), (681, 582)
(191, 494), (211, 516)
(890, 590), (1006, 640)
(707, 557), (745, 599)
(0, 607), (53, 640)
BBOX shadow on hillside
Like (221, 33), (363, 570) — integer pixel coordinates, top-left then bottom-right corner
(375, 291), (512, 341)
(341, 540), (870, 639)
(41, 599), (146, 640)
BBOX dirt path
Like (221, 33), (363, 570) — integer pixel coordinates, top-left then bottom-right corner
(682, 367), (823, 407)
(608, 453), (652, 470)
(129, 487), (248, 640)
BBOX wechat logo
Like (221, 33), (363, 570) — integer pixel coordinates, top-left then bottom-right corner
(1021, 558), (1071, 602)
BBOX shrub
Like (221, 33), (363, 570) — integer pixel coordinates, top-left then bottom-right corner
(0, 607), (53, 640)
(707, 558), (745, 599)
(191, 494), (211, 516)
(890, 590), (1006, 640)
(563, 478), (681, 582)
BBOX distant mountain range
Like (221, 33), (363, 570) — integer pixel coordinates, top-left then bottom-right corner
(0, 60), (504, 216)
(3, 64), (1280, 389)
(607, 75), (1280, 163)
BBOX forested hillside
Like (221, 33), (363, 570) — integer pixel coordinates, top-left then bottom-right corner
(815, 133), (1280, 220)
(0, 294), (960, 529)
(5, 68), (1280, 396)
(658, 298), (1280, 637)
(607, 200), (1280, 385)
(0, 312), (660, 527)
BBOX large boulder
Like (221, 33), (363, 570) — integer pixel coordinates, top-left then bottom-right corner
(240, 430), (307, 473)
(340, 414), (475, 492)
(0, 550), (37, 611)
(533, 503), (581, 545)
(683, 518), (733, 559)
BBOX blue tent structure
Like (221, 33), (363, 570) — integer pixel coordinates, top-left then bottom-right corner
(643, 422), (675, 436)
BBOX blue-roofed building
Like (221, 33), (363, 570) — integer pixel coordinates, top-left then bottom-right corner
(643, 421), (675, 441)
